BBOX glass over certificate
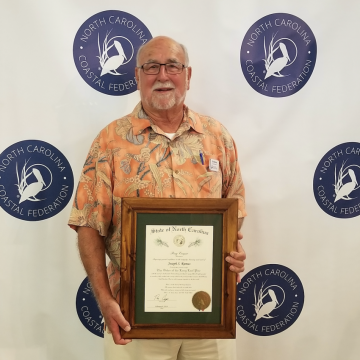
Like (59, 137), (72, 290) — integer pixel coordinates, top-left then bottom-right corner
(145, 225), (213, 312)
(120, 197), (238, 339)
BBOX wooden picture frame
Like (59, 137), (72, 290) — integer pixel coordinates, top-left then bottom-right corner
(120, 197), (238, 339)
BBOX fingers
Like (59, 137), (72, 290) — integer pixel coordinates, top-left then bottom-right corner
(230, 241), (246, 261)
(236, 273), (241, 283)
(108, 318), (132, 345)
(237, 239), (246, 259)
(226, 257), (245, 273)
(238, 231), (243, 240)
(226, 239), (246, 277)
(114, 307), (131, 333)
(101, 298), (132, 345)
(109, 311), (132, 345)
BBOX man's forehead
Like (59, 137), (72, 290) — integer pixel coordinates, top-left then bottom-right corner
(139, 39), (185, 63)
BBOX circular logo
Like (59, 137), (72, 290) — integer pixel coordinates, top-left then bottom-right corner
(0, 140), (74, 221)
(237, 264), (304, 336)
(73, 10), (152, 96)
(313, 142), (360, 218)
(173, 235), (185, 247)
(76, 277), (104, 337)
(240, 13), (317, 97)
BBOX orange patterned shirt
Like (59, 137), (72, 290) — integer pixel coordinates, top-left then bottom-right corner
(68, 102), (246, 300)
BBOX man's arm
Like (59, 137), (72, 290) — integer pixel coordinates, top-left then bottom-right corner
(226, 217), (246, 283)
(77, 226), (132, 345)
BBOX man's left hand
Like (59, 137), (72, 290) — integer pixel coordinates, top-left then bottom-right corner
(226, 231), (246, 283)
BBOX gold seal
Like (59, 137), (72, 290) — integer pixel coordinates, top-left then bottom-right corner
(192, 291), (211, 311)
(173, 235), (185, 247)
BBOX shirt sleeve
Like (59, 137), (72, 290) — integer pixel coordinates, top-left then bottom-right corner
(68, 130), (114, 236)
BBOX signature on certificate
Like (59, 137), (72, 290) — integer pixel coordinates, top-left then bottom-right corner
(154, 293), (170, 302)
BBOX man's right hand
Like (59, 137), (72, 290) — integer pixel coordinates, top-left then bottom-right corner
(77, 226), (132, 345)
(100, 296), (132, 345)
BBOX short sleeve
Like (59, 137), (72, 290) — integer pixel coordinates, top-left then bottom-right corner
(68, 131), (114, 236)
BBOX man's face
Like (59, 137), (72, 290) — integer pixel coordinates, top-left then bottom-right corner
(135, 38), (192, 111)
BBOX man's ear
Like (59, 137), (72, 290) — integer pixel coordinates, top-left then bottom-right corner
(135, 67), (140, 89)
(186, 66), (192, 90)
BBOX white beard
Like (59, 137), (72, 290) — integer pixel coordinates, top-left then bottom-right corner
(139, 75), (188, 110)
(150, 89), (181, 110)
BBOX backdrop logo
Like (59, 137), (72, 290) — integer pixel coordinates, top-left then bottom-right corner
(240, 13), (317, 97)
(76, 277), (104, 337)
(237, 264), (304, 336)
(0, 140), (74, 221)
(73, 10), (152, 96)
(313, 142), (360, 218)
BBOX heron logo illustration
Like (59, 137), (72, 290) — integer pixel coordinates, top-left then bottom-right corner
(73, 10), (152, 96)
(15, 159), (52, 204)
(313, 142), (360, 219)
(240, 13), (317, 97)
(263, 33), (297, 80)
(253, 282), (285, 321)
(97, 31), (134, 77)
(334, 162), (360, 203)
(76, 277), (104, 338)
(237, 264), (304, 336)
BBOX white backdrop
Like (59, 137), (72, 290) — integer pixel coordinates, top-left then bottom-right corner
(1, 1), (360, 359)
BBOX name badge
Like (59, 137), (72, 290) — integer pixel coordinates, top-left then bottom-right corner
(209, 159), (219, 172)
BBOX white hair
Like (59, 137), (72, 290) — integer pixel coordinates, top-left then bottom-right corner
(136, 39), (190, 67)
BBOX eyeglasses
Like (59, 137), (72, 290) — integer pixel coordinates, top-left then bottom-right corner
(139, 62), (187, 75)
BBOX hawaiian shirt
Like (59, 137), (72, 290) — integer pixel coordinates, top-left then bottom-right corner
(68, 102), (246, 300)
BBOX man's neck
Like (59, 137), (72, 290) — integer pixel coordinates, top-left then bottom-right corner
(142, 103), (184, 133)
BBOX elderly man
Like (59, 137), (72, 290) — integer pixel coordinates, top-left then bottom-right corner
(68, 36), (246, 360)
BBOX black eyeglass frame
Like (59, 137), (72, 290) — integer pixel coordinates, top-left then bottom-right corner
(138, 62), (187, 75)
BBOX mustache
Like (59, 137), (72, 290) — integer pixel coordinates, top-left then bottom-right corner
(152, 81), (175, 90)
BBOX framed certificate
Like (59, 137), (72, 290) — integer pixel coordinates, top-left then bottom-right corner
(120, 198), (238, 339)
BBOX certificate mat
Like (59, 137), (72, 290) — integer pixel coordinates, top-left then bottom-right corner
(120, 198), (238, 339)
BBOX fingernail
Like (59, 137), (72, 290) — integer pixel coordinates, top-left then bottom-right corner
(124, 326), (131, 332)
(106, 327), (111, 334)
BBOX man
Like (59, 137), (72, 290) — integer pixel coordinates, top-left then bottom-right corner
(68, 36), (246, 360)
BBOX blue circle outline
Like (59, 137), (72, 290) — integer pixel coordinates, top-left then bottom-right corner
(0, 139), (74, 221)
(240, 13), (317, 97)
(73, 10), (152, 96)
(236, 264), (305, 336)
(313, 142), (360, 219)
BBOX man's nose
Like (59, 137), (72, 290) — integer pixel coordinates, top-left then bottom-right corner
(157, 64), (170, 81)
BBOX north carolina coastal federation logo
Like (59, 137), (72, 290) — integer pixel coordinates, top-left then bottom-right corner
(76, 277), (104, 337)
(237, 264), (304, 336)
(73, 10), (152, 96)
(240, 13), (317, 97)
(313, 142), (360, 218)
(0, 140), (74, 221)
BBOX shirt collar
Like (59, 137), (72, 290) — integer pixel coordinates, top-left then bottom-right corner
(130, 102), (204, 136)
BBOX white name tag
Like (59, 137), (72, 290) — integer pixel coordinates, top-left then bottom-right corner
(209, 159), (219, 172)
